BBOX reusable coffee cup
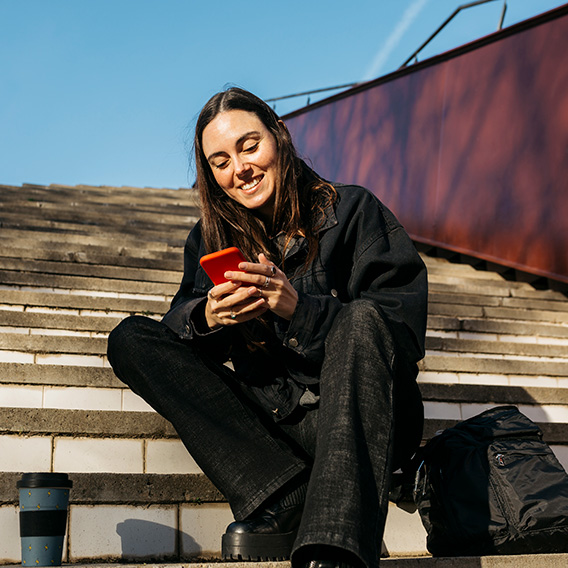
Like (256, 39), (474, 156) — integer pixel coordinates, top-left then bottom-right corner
(17, 473), (73, 566)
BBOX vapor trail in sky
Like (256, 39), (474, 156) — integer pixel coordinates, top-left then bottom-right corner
(363, 0), (429, 81)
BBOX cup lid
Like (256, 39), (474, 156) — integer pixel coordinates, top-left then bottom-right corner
(17, 473), (73, 489)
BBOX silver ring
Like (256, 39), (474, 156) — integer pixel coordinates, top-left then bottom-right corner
(269, 265), (276, 276)
(230, 310), (236, 319)
(263, 276), (271, 288)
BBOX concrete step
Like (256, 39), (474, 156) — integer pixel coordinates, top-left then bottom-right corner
(427, 314), (568, 340)
(424, 336), (568, 358)
(0, 256), (180, 284)
(429, 290), (568, 313)
(1, 560), (566, 568)
(0, 476), (424, 563)
(0, 212), (198, 242)
(0, 226), (186, 251)
(421, 354), (568, 377)
(0, 244), (183, 271)
(0, 362), (118, 387)
(0, 213), (192, 240)
(4, 330), (568, 362)
(0, 270), (179, 295)
(1, 404), (567, 473)
(0, 197), (199, 219)
(0, 288), (170, 315)
(428, 278), (563, 300)
(0, 182), (197, 204)
(428, 301), (568, 324)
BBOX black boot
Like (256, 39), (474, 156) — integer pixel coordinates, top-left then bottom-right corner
(222, 481), (307, 560)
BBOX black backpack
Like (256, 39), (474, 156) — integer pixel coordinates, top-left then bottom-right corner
(413, 405), (568, 556)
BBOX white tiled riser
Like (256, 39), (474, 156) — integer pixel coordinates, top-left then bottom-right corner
(0, 503), (236, 563)
(0, 385), (152, 412)
(0, 436), (202, 474)
(0, 501), (428, 563)
(2, 434), (567, 475)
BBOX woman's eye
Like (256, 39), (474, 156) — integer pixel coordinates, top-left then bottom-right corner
(214, 160), (229, 170)
(244, 142), (259, 153)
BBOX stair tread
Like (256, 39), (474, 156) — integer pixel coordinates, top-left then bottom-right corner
(2, 407), (568, 441)
(0, 270), (179, 294)
(421, 355), (568, 376)
(0, 471), (222, 505)
(0, 289), (169, 313)
(1, 555), (566, 567)
(0, 407), (175, 437)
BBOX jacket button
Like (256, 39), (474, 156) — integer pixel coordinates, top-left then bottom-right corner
(288, 337), (299, 348)
(331, 289), (338, 297)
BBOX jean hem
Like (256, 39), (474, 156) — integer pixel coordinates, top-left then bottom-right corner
(234, 462), (309, 520)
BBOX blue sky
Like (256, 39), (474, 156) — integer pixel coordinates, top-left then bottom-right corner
(1, 0), (565, 189)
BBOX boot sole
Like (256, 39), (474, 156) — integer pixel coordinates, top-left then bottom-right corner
(221, 529), (298, 561)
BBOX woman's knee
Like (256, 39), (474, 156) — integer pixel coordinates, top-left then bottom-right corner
(327, 300), (394, 351)
(107, 315), (163, 366)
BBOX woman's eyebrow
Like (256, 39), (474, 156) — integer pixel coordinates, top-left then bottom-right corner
(236, 130), (261, 146)
(207, 131), (262, 163)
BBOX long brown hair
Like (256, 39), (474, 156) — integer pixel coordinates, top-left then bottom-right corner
(194, 87), (336, 268)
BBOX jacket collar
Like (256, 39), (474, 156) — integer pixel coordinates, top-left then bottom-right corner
(271, 198), (338, 262)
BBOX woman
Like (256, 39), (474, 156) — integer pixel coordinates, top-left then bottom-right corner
(107, 87), (427, 568)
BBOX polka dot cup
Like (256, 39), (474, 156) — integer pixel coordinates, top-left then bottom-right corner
(17, 473), (72, 567)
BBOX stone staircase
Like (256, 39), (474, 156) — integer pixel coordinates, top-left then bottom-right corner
(1, 183), (568, 566)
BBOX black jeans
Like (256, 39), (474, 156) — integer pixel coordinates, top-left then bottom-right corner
(107, 300), (423, 568)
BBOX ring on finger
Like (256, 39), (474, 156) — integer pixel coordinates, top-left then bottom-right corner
(230, 309), (236, 319)
(207, 289), (214, 300)
(263, 276), (271, 288)
(269, 265), (276, 276)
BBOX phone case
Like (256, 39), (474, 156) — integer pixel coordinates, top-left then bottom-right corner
(199, 247), (246, 285)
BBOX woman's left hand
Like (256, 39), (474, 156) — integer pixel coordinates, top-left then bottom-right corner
(224, 253), (298, 320)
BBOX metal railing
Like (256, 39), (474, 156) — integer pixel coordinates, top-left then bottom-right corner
(266, 0), (508, 108)
(400, 0), (507, 67)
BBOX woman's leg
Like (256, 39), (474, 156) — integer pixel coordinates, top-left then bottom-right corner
(288, 300), (423, 568)
(107, 315), (309, 520)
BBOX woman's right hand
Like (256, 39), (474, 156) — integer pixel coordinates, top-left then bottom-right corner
(205, 280), (268, 330)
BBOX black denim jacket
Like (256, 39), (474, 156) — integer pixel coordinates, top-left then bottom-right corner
(162, 184), (428, 420)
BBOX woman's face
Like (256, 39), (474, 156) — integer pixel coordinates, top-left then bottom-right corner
(201, 110), (279, 219)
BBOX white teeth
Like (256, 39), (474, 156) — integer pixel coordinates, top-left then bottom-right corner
(241, 177), (261, 191)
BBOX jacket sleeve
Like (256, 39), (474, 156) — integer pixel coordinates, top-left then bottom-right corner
(161, 222), (230, 348)
(276, 188), (427, 367)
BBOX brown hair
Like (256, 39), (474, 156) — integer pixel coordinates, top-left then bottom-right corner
(194, 87), (336, 268)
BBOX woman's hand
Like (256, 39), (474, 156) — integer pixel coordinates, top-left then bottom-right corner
(224, 253), (299, 321)
(205, 279), (268, 330)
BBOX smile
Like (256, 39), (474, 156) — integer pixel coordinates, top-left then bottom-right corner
(241, 176), (263, 192)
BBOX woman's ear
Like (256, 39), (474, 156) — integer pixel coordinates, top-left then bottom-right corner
(278, 119), (289, 133)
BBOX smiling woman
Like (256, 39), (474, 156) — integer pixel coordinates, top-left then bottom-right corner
(107, 87), (428, 568)
(202, 110), (279, 219)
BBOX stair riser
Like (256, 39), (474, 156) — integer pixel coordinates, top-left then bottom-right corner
(0, 501), (428, 563)
(0, 435), (200, 475)
(2, 434), (568, 477)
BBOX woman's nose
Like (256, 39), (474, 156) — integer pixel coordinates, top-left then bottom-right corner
(234, 157), (250, 176)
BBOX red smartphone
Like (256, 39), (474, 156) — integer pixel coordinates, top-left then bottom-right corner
(199, 247), (247, 285)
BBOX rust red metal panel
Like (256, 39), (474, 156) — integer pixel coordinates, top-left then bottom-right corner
(285, 6), (568, 283)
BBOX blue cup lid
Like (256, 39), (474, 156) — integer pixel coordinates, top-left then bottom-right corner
(17, 473), (73, 489)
